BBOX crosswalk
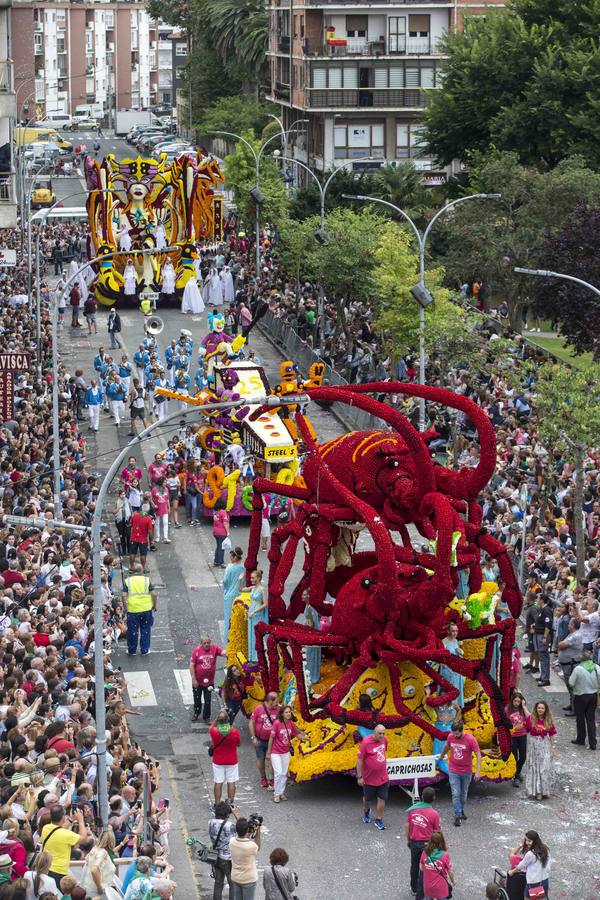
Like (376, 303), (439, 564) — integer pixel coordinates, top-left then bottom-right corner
(125, 666), (228, 708)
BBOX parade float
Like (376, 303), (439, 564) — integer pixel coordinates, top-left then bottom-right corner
(223, 382), (523, 785)
(155, 351), (325, 518)
(84, 152), (224, 308)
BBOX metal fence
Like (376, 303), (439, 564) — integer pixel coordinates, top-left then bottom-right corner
(260, 310), (387, 432)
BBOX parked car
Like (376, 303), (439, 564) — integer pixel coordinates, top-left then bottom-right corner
(65, 117), (98, 131)
(140, 134), (170, 154)
(128, 127), (164, 146)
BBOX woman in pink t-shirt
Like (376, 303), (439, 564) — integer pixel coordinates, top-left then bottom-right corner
(151, 478), (171, 544)
(266, 705), (309, 803)
(506, 691), (530, 787)
(212, 500), (230, 569)
(419, 831), (454, 899)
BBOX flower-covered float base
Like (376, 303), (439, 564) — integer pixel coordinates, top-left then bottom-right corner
(228, 381), (524, 786)
(227, 594), (516, 783)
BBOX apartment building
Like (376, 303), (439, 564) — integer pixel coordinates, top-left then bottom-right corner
(11, 0), (175, 120)
(0, 0), (16, 227)
(267, 0), (505, 177)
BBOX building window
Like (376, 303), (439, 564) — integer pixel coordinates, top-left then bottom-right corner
(374, 63), (437, 88)
(334, 123), (384, 159)
(175, 42), (187, 56)
(396, 123), (426, 158)
(388, 17), (406, 54)
(105, 11), (114, 28)
(346, 15), (368, 38)
(175, 67), (185, 80)
(312, 66), (357, 89)
(57, 37), (65, 54)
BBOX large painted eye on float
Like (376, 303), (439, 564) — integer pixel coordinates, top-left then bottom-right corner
(361, 577), (372, 590)
(388, 459), (400, 468)
(403, 684), (416, 698)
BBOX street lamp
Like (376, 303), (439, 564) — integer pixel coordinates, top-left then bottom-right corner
(342, 192), (502, 431)
(206, 128), (306, 276)
(514, 267), (600, 299)
(267, 116), (308, 188)
(273, 154), (375, 350)
(90, 398), (248, 830)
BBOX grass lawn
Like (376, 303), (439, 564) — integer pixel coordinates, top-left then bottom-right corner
(528, 336), (595, 368)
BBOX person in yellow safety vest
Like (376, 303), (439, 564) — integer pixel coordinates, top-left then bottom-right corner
(140, 297), (153, 317)
(124, 562), (157, 656)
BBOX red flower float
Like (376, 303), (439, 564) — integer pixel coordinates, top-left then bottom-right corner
(244, 382), (522, 758)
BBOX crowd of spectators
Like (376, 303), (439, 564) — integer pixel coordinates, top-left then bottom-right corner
(0, 226), (176, 899)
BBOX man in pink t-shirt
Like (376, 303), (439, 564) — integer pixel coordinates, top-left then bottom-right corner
(438, 721), (481, 826)
(356, 724), (389, 831)
(405, 786), (441, 899)
(189, 634), (226, 722)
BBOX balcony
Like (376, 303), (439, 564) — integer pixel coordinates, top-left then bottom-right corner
(306, 36), (435, 57)
(304, 0), (450, 4)
(307, 86), (425, 108)
(0, 174), (17, 229)
(0, 61), (14, 119)
(274, 80), (291, 101)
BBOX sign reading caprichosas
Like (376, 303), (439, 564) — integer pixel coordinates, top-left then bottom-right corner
(0, 249), (16, 267)
(386, 755), (437, 781)
(0, 353), (30, 370)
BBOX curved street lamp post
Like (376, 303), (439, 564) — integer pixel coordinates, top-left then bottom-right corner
(342, 192), (502, 431)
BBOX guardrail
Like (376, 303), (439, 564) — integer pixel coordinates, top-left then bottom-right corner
(260, 309), (387, 432)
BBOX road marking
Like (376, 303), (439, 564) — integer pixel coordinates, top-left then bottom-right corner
(125, 670), (157, 706)
(217, 619), (225, 643)
(174, 668), (194, 705)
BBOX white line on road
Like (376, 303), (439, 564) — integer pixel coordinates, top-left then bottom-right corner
(174, 668), (194, 706)
(217, 619), (225, 643)
(125, 670), (158, 706)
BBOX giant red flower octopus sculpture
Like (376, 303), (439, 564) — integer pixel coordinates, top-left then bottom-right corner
(240, 383), (521, 765)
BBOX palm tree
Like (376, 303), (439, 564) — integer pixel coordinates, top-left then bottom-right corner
(373, 161), (430, 220)
(196, 0), (268, 84)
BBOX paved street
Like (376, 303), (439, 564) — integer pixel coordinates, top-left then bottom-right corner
(51, 158), (597, 896)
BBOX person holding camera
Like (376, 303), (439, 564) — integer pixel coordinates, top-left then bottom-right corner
(208, 800), (239, 900)
(263, 848), (298, 900)
(229, 816), (261, 900)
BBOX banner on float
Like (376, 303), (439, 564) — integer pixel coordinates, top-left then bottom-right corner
(387, 755), (437, 782)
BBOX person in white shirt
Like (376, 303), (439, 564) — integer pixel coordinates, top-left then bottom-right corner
(508, 830), (551, 895)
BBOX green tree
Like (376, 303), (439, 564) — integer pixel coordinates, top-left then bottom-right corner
(535, 361), (600, 579)
(372, 225), (455, 359)
(196, 97), (279, 141)
(372, 162), (435, 225)
(276, 217), (320, 290)
(223, 133), (289, 230)
(437, 152), (600, 331)
(194, 0), (268, 89)
(422, 0), (600, 168)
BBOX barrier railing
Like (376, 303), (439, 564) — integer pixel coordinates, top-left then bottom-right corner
(259, 309), (388, 432)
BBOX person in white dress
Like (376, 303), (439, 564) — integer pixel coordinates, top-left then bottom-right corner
(67, 259), (78, 281)
(119, 224), (132, 252)
(155, 221), (167, 251)
(181, 276), (206, 315)
(153, 372), (170, 421)
(206, 268), (223, 306)
(78, 271), (89, 303)
(161, 259), (176, 295)
(124, 260), (138, 296)
(221, 265), (235, 304)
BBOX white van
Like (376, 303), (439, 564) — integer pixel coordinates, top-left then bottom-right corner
(37, 113), (73, 130)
